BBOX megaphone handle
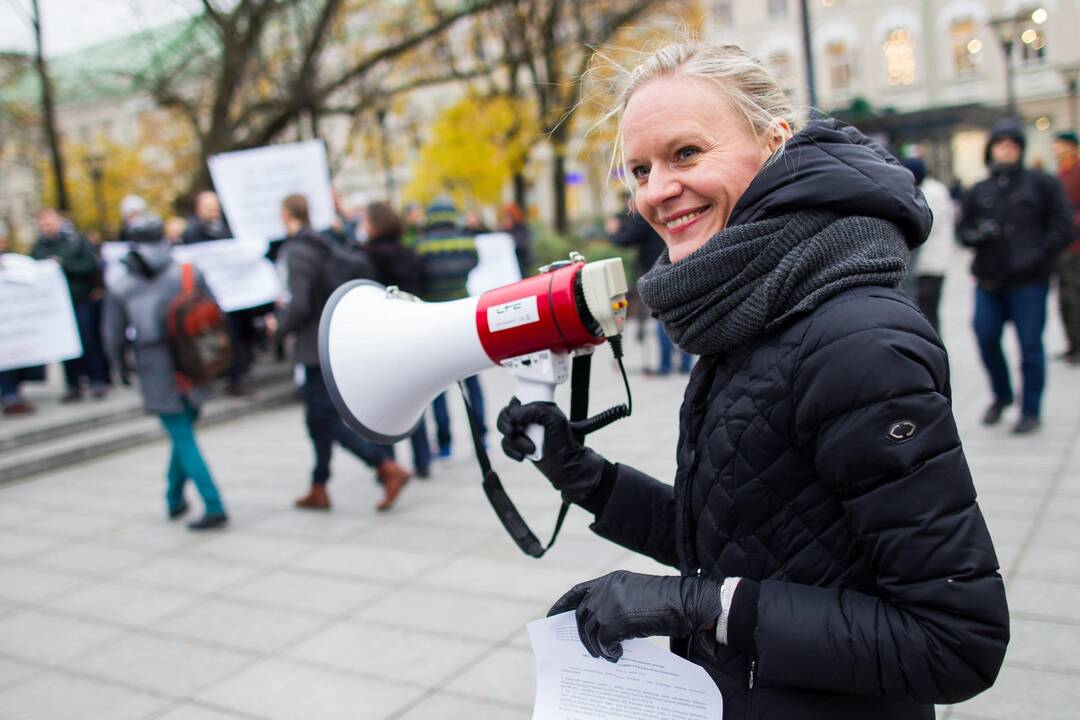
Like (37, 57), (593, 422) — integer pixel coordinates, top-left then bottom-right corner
(514, 378), (556, 461)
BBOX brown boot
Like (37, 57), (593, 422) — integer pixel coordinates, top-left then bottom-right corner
(375, 460), (410, 512)
(295, 484), (331, 510)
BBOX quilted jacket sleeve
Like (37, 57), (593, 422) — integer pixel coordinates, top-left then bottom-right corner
(586, 463), (679, 569)
(753, 299), (1009, 704)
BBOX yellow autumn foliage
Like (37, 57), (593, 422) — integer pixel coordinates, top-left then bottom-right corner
(404, 93), (538, 208)
(40, 110), (197, 235)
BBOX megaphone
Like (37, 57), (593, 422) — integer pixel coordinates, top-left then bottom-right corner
(318, 254), (629, 459)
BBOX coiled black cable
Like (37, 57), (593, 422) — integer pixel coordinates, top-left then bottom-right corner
(569, 334), (632, 436)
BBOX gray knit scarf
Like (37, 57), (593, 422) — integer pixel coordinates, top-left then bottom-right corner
(636, 210), (909, 355)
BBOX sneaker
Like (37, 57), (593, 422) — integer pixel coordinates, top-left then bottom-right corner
(415, 466), (431, 480)
(168, 500), (190, 520)
(436, 445), (452, 460)
(295, 485), (331, 510)
(375, 460), (410, 512)
(1011, 416), (1041, 435)
(188, 512), (228, 531)
(982, 400), (1010, 426)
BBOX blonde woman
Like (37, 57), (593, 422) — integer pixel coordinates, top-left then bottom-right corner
(498, 41), (1007, 719)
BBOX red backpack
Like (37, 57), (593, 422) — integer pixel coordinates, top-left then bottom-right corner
(166, 263), (232, 391)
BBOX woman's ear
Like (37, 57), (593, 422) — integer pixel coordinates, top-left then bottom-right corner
(765, 119), (792, 155)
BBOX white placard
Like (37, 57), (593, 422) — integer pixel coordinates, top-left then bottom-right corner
(528, 612), (723, 720)
(102, 240), (281, 312)
(208, 140), (335, 240)
(0, 255), (82, 372)
(467, 232), (522, 296)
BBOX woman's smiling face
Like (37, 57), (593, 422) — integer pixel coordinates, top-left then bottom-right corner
(621, 74), (775, 263)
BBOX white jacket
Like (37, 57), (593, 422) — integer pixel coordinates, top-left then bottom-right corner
(914, 177), (956, 277)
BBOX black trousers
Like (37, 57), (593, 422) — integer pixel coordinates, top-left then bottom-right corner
(302, 366), (391, 485)
(916, 274), (944, 334)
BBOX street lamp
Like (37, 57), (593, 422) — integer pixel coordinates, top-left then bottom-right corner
(987, 14), (1021, 116)
(84, 150), (108, 237)
(1059, 62), (1080, 131)
(988, 7), (1048, 117)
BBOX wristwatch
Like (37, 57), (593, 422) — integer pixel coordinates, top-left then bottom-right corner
(715, 577), (741, 645)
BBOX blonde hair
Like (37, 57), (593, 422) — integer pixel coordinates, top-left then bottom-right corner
(591, 41), (798, 191)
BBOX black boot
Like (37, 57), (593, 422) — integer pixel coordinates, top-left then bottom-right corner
(1011, 416), (1041, 435)
(188, 512), (228, 531)
(168, 501), (190, 520)
(982, 400), (1010, 426)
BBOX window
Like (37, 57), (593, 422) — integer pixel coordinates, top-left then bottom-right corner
(1018, 22), (1046, 64)
(950, 18), (981, 76)
(882, 28), (916, 86)
(713, 0), (732, 26)
(768, 0), (787, 19)
(826, 40), (852, 92)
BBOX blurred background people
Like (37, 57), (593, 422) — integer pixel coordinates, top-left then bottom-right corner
(31, 208), (109, 402)
(608, 197), (692, 375)
(960, 119), (1074, 434)
(164, 216), (187, 245)
(117, 194), (149, 242)
(182, 191), (231, 244)
(901, 157), (955, 334)
(103, 214), (228, 530)
(1053, 131), (1080, 364)
(500, 201), (532, 277)
(415, 197), (484, 458)
(362, 201), (431, 478)
(0, 223), (41, 416)
(463, 207), (490, 235)
(272, 193), (410, 511)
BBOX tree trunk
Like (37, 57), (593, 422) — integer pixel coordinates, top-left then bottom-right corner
(552, 143), (568, 234)
(31, 0), (69, 212)
(513, 172), (527, 211)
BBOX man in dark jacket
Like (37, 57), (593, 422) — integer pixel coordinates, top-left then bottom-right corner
(31, 209), (108, 402)
(1052, 131), (1080, 363)
(415, 197), (485, 458)
(272, 193), (410, 512)
(181, 192), (232, 244)
(960, 119), (1074, 433)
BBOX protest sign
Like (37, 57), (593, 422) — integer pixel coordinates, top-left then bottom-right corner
(102, 240), (281, 313)
(208, 140), (335, 240)
(0, 255), (82, 372)
(467, 232), (522, 296)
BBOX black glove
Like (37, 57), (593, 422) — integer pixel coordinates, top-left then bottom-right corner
(548, 570), (725, 662)
(496, 398), (607, 503)
(961, 218), (1001, 247)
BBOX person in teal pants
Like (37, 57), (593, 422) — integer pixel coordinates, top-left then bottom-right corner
(103, 217), (228, 530)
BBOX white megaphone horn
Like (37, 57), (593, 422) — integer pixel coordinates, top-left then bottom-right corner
(318, 255), (629, 459)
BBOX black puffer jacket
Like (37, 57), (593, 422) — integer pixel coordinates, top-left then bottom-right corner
(584, 121), (1008, 719)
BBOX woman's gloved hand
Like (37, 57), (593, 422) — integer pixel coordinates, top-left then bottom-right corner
(548, 570), (725, 662)
(496, 399), (607, 503)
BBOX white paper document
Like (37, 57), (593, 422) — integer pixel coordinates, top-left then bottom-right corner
(0, 256), (82, 372)
(528, 612), (723, 720)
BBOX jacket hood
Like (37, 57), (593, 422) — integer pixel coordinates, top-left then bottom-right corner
(728, 118), (931, 249)
(125, 242), (174, 278)
(984, 118), (1026, 166)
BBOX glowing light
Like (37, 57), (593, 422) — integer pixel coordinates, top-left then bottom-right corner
(883, 28), (917, 86)
(1035, 116), (1051, 130)
(822, 0), (834, 7)
(1021, 28), (1038, 44)
(1031, 8), (1048, 24)
(967, 38), (983, 54)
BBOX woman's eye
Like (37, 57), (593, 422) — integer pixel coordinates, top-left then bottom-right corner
(676, 146), (700, 162)
(631, 165), (650, 180)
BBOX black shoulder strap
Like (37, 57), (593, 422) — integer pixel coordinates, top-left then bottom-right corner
(460, 352), (591, 558)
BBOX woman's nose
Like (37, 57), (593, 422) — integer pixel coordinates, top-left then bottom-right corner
(644, 166), (681, 208)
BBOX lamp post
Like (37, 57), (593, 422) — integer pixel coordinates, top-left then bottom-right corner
(988, 13), (1021, 116)
(1059, 62), (1080, 131)
(84, 150), (107, 237)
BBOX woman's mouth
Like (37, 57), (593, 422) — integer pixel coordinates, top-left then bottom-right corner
(662, 206), (711, 234)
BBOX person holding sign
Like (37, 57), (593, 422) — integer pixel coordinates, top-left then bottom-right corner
(498, 41), (1008, 719)
(31, 209), (109, 402)
(103, 216), (229, 531)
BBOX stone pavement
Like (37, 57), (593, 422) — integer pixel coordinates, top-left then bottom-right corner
(0, 261), (1078, 720)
